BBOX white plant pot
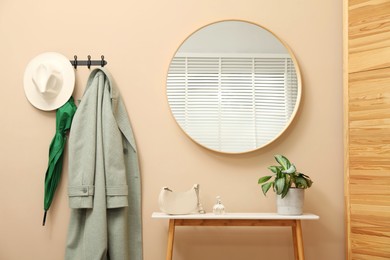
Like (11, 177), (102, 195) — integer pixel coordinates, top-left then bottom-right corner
(276, 188), (304, 215)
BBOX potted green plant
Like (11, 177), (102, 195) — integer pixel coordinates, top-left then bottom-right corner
(258, 154), (313, 215)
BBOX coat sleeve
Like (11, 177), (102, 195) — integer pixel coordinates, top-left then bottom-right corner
(67, 85), (98, 209)
(102, 81), (128, 208)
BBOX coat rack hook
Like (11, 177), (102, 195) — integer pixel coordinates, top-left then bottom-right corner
(101, 55), (105, 67)
(73, 55), (78, 69)
(87, 55), (91, 69)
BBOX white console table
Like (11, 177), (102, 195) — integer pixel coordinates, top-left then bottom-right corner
(152, 212), (319, 260)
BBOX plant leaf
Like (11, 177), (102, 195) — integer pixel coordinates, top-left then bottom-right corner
(282, 164), (296, 174)
(268, 166), (281, 174)
(306, 178), (313, 188)
(274, 155), (291, 170)
(261, 182), (273, 196)
(296, 173), (313, 188)
(301, 174), (313, 187)
(258, 175), (272, 184)
(275, 177), (285, 195)
(295, 176), (308, 189)
(281, 176), (291, 198)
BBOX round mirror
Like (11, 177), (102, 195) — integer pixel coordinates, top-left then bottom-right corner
(166, 20), (301, 153)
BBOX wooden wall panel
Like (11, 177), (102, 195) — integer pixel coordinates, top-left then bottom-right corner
(348, 0), (390, 73)
(345, 0), (390, 259)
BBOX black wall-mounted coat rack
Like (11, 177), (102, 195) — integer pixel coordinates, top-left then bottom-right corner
(70, 55), (107, 69)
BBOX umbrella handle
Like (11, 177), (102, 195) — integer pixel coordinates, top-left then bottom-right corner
(42, 211), (47, 226)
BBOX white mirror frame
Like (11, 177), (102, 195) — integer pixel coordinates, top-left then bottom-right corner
(166, 20), (302, 154)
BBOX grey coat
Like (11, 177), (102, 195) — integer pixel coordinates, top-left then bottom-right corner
(65, 68), (143, 260)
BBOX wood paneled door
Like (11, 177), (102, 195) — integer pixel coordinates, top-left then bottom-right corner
(344, 0), (390, 259)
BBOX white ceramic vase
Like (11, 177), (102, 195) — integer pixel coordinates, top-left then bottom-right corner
(276, 188), (304, 215)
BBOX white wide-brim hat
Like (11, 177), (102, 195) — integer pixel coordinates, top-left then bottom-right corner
(24, 52), (75, 111)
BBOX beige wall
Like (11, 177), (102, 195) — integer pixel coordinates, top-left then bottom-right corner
(0, 0), (343, 259)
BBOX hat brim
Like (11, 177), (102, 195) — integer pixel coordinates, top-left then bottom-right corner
(24, 52), (75, 111)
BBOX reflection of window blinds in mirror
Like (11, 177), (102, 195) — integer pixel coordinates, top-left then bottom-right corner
(167, 55), (297, 152)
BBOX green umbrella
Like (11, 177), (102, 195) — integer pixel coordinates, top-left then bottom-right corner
(42, 97), (77, 226)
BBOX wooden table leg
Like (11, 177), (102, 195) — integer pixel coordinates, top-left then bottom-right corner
(292, 220), (305, 260)
(166, 219), (176, 260)
(292, 221), (298, 260)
